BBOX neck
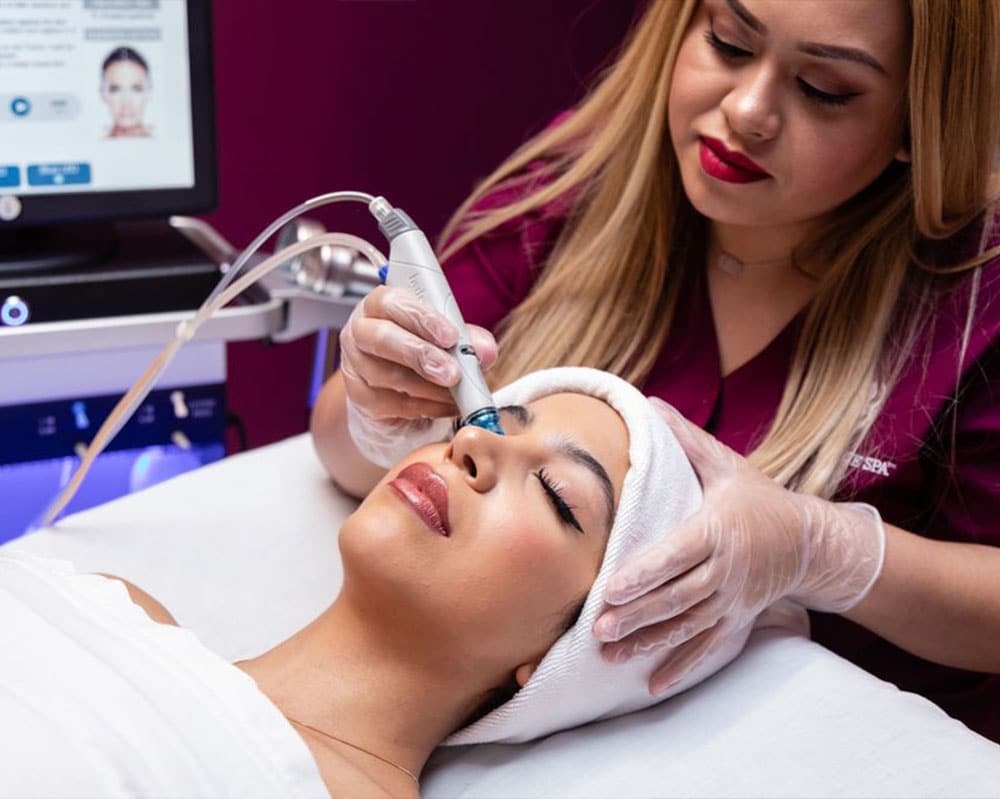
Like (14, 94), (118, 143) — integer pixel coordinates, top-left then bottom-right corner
(236, 594), (478, 793)
(709, 218), (815, 274)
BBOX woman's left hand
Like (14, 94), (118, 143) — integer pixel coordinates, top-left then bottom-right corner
(592, 398), (886, 696)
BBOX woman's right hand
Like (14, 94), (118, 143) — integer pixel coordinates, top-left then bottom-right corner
(338, 285), (499, 467)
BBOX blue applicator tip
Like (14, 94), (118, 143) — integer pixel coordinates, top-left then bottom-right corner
(462, 408), (504, 435)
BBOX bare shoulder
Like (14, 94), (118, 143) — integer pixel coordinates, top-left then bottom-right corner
(96, 574), (178, 626)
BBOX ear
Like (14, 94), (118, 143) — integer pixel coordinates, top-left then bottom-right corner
(894, 132), (911, 164)
(514, 662), (538, 688)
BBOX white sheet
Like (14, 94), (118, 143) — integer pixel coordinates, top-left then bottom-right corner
(0, 551), (327, 798)
(7, 434), (1000, 798)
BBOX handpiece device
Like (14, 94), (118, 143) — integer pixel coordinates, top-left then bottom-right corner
(35, 190), (502, 529)
(370, 198), (503, 436)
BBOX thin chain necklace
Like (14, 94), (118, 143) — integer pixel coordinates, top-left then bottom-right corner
(283, 714), (420, 787)
(717, 249), (791, 276)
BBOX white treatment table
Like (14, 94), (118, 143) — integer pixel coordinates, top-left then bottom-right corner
(6, 434), (1000, 798)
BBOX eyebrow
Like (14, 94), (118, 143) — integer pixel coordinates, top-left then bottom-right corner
(724, 0), (889, 76)
(500, 404), (616, 532)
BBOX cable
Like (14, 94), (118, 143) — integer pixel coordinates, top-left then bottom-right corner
(31, 203), (387, 530)
(202, 191), (378, 309)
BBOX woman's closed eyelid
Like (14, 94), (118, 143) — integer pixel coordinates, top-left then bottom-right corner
(704, 28), (861, 106)
(712, 15), (750, 44)
(535, 467), (584, 534)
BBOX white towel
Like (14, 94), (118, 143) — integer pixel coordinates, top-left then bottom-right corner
(446, 367), (806, 745)
(0, 551), (329, 799)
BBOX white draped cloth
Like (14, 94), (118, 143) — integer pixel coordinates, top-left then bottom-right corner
(0, 551), (328, 799)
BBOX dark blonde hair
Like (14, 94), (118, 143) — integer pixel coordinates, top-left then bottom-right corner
(438, 0), (1000, 497)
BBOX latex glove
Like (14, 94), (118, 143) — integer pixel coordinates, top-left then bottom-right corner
(593, 397), (885, 695)
(339, 284), (498, 467)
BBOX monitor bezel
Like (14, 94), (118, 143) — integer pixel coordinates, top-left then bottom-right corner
(0, 0), (216, 229)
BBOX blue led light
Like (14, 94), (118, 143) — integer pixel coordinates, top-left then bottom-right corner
(71, 401), (90, 431)
(1, 296), (29, 326)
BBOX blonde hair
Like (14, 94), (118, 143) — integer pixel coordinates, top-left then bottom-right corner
(438, 0), (1000, 498)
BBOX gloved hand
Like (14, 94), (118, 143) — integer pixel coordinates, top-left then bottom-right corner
(339, 284), (498, 467)
(593, 397), (885, 695)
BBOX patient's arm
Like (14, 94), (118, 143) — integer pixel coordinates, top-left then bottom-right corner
(96, 574), (178, 626)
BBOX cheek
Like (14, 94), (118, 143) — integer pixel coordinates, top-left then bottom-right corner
(493, 518), (559, 561)
(779, 114), (902, 207)
(471, 517), (592, 624)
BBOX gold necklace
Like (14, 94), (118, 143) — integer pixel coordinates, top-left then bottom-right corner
(283, 714), (420, 787)
(717, 249), (791, 276)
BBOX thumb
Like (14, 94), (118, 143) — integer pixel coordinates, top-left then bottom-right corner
(467, 325), (499, 370)
(648, 397), (738, 483)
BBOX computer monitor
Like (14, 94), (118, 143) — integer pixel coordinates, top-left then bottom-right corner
(0, 0), (216, 271)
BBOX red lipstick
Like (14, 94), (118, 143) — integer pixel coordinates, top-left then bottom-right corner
(699, 136), (770, 183)
(389, 462), (450, 537)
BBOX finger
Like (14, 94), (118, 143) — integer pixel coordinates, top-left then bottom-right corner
(352, 353), (457, 404)
(648, 397), (739, 483)
(604, 521), (714, 605)
(593, 558), (722, 642)
(601, 593), (724, 664)
(364, 286), (458, 349)
(648, 622), (730, 697)
(350, 317), (460, 387)
(344, 380), (457, 422)
(466, 325), (499, 370)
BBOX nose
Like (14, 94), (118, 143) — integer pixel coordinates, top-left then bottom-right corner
(720, 61), (781, 142)
(446, 424), (503, 493)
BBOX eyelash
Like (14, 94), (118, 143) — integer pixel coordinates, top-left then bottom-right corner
(535, 467), (584, 534)
(703, 30), (858, 107)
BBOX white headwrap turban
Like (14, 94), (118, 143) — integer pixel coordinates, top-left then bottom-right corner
(445, 367), (805, 745)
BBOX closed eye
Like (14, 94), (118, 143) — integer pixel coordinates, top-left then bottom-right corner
(535, 467), (584, 534)
(703, 29), (860, 107)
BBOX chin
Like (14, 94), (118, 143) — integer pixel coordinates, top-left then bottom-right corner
(337, 498), (396, 564)
(681, 174), (774, 226)
(336, 497), (431, 604)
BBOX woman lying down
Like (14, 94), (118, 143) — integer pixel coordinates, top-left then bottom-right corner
(0, 368), (804, 798)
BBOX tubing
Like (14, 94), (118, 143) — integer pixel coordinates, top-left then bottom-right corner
(33, 221), (386, 529)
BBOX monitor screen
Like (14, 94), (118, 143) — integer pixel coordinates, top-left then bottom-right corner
(0, 0), (215, 227)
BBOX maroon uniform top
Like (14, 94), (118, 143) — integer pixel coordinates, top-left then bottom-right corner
(441, 168), (1000, 742)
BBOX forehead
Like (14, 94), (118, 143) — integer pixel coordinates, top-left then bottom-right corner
(524, 392), (630, 497)
(105, 61), (146, 78)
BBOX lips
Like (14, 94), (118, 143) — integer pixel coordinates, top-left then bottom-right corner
(388, 462), (450, 537)
(698, 136), (770, 183)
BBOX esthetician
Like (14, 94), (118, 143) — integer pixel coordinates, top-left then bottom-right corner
(311, 0), (1000, 741)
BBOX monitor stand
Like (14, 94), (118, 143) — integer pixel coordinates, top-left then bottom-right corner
(0, 224), (119, 274)
(0, 220), (228, 324)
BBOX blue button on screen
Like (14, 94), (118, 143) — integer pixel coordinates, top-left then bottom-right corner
(10, 97), (30, 117)
(0, 166), (19, 187)
(27, 163), (91, 187)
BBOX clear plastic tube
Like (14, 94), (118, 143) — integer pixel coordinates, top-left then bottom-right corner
(33, 223), (386, 530)
(180, 231), (386, 341)
(203, 191), (378, 309)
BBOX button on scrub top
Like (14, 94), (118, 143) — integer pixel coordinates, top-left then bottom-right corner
(441, 177), (1000, 742)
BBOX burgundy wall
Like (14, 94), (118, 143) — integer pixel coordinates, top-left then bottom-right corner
(203, 0), (638, 451)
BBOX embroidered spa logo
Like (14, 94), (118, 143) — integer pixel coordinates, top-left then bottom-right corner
(845, 452), (897, 478)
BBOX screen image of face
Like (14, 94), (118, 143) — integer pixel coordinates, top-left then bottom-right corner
(101, 56), (152, 138)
